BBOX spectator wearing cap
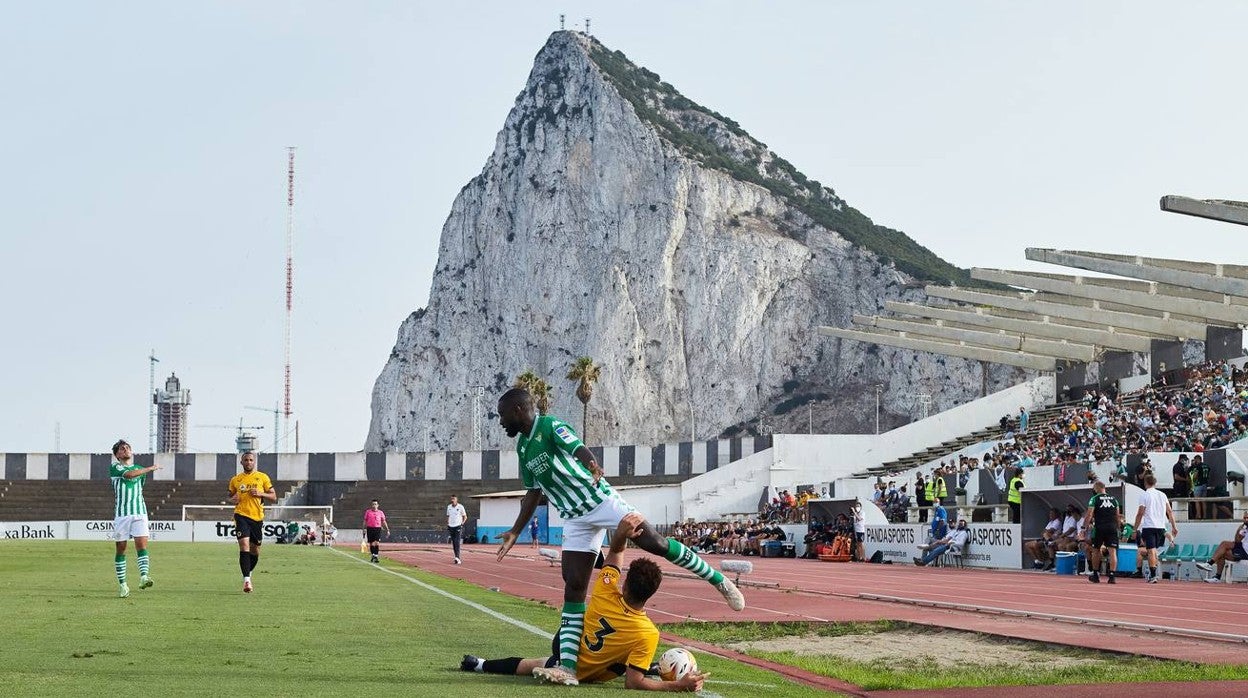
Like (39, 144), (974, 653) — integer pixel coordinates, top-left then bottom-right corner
(914, 519), (969, 566)
(1171, 454), (1191, 500)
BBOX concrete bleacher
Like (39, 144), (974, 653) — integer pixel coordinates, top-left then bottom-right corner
(858, 387), (1162, 479)
(0, 479), (299, 521)
(858, 403), (1069, 477)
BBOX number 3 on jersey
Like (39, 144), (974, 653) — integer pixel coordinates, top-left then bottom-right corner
(584, 617), (616, 652)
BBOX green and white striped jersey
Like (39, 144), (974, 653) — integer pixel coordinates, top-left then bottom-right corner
(109, 462), (148, 518)
(517, 415), (613, 519)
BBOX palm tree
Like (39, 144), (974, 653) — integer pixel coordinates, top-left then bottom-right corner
(566, 356), (602, 442)
(514, 370), (553, 415)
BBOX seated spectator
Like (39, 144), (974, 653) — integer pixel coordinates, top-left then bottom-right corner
(715, 522), (737, 554)
(1025, 508), (1062, 570)
(1198, 510), (1248, 582)
(884, 486), (911, 523)
(297, 524), (316, 545)
(1056, 505), (1082, 553)
(914, 519), (969, 566)
(697, 524), (719, 554)
(728, 521), (748, 555)
(742, 523), (765, 556)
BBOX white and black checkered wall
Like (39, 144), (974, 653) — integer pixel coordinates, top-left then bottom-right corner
(2, 435), (772, 481)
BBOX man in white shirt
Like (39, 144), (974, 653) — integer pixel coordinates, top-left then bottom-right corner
(852, 502), (866, 562)
(1133, 474), (1178, 583)
(1057, 506), (1082, 553)
(1199, 510), (1248, 582)
(914, 519), (970, 566)
(1025, 508), (1062, 570)
(447, 494), (468, 565)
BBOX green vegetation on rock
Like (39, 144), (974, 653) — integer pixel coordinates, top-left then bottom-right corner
(586, 38), (976, 287)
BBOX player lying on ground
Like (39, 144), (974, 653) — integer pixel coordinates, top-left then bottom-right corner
(495, 388), (744, 685)
(464, 513), (706, 691)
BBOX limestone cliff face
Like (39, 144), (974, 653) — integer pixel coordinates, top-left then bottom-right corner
(367, 32), (1024, 451)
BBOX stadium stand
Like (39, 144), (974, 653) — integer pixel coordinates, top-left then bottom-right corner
(860, 359), (1248, 485)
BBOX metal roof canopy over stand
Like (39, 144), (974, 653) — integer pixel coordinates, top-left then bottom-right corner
(819, 193), (1248, 395)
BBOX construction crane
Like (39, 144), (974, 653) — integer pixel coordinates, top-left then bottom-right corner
(245, 404), (281, 453)
(195, 420), (266, 454)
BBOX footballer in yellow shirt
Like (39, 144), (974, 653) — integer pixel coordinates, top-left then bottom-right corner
(227, 451), (275, 593)
(459, 513), (707, 692)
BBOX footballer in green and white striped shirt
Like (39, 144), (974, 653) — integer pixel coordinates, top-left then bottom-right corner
(494, 388), (744, 685)
(108, 440), (161, 598)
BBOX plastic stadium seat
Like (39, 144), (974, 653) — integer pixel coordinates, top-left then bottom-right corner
(1172, 544), (1196, 581)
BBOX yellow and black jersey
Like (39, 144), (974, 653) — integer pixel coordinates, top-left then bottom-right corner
(576, 564), (660, 683)
(228, 470), (273, 521)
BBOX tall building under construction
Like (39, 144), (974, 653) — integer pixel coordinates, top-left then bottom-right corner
(154, 373), (191, 453)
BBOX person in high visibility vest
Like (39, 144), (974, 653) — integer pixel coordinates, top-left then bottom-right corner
(932, 471), (949, 503)
(1008, 468), (1024, 524)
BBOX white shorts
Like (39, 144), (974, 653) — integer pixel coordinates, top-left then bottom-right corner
(113, 515), (150, 541)
(560, 493), (636, 553)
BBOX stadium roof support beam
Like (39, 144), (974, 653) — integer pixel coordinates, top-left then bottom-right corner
(1160, 195), (1248, 227)
(884, 301), (1156, 353)
(924, 285), (1208, 340)
(1025, 248), (1248, 298)
(816, 326), (1059, 371)
(971, 268), (1248, 326)
(851, 314), (1098, 362)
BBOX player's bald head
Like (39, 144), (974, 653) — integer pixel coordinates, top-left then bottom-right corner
(499, 387), (534, 410)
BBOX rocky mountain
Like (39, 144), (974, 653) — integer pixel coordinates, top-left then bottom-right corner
(366, 31), (1025, 452)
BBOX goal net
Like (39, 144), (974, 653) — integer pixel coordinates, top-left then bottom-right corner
(181, 504), (335, 526)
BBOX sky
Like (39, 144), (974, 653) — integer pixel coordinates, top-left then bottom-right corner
(2, 1), (1245, 454)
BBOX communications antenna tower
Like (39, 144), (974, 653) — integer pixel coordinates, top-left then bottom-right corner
(471, 386), (485, 450)
(284, 147), (296, 452)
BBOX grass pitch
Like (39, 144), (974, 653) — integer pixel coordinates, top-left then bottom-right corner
(0, 542), (824, 697)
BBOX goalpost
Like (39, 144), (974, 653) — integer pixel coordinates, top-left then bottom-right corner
(182, 505), (338, 544)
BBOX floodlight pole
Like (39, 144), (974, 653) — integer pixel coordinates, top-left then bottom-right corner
(874, 385), (883, 435)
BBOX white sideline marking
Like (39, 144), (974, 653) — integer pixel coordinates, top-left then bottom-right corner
(326, 546), (548, 638)
(330, 549), (779, 691)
